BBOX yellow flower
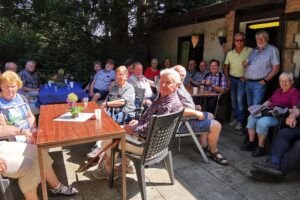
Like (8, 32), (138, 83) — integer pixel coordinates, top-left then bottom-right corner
(67, 93), (78, 102)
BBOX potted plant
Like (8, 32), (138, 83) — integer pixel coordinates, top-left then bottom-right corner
(67, 93), (83, 118)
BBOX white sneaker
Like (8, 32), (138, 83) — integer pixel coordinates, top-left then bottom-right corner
(229, 119), (237, 127)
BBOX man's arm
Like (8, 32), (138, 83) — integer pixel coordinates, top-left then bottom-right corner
(183, 107), (205, 120)
(264, 64), (280, 82)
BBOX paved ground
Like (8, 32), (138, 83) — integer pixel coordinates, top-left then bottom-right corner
(3, 124), (300, 200)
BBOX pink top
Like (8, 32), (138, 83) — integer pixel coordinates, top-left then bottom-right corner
(144, 67), (160, 81)
(269, 87), (300, 108)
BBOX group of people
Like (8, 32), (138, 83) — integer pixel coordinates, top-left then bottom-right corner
(1, 28), (300, 199)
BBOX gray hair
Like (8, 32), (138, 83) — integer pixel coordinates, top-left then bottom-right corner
(255, 30), (269, 39)
(151, 58), (158, 64)
(172, 65), (187, 78)
(4, 62), (17, 70)
(234, 32), (245, 39)
(160, 68), (181, 84)
(279, 72), (294, 82)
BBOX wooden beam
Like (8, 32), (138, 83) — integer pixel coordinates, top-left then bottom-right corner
(159, 0), (284, 29)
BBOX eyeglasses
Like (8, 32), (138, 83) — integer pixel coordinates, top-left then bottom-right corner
(234, 39), (244, 42)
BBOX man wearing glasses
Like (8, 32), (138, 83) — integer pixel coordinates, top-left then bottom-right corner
(224, 32), (252, 131)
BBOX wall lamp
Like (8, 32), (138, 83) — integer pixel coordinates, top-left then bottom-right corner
(216, 28), (227, 46)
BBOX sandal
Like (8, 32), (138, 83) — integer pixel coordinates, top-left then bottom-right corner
(209, 151), (229, 166)
(49, 183), (78, 197)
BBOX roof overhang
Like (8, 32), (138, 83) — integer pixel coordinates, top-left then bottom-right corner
(158, 0), (285, 29)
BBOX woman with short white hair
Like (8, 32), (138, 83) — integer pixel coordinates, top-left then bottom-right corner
(241, 72), (300, 157)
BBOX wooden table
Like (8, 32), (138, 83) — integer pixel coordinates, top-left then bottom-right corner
(37, 102), (126, 200)
(185, 85), (223, 116)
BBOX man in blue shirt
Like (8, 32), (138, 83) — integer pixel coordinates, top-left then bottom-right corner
(18, 60), (40, 97)
(244, 30), (280, 106)
(89, 59), (115, 102)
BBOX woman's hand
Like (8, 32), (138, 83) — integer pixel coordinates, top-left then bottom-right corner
(0, 158), (7, 173)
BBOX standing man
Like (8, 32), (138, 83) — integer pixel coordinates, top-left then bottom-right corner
(18, 60), (40, 97)
(244, 30), (280, 107)
(224, 32), (252, 131)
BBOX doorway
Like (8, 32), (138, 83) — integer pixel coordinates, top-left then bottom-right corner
(177, 34), (204, 67)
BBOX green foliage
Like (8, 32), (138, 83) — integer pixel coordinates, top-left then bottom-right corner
(0, 0), (227, 82)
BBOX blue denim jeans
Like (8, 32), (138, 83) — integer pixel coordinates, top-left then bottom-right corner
(246, 81), (267, 106)
(229, 77), (246, 123)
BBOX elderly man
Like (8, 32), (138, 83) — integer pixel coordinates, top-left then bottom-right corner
(244, 30), (280, 106)
(5, 62), (18, 72)
(92, 69), (185, 179)
(128, 62), (156, 106)
(183, 59), (201, 86)
(224, 32), (252, 131)
(173, 65), (228, 165)
(251, 104), (300, 179)
(202, 59), (227, 114)
(18, 60), (40, 97)
(89, 59), (115, 102)
(190, 60), (209, 87)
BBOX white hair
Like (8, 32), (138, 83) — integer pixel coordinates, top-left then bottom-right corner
(172, 65), (187, 78)
(255, 30), (269, 39)
(160, 68), (181, 84)
(279, 72), (294, 82)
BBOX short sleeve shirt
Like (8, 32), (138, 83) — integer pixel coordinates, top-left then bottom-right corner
(94, 69), (115, 91)
(0, 94), (30, 129)
(134, 92), (183, 138)
(144, 67), (160, 81)
(177, 84), (195, 109)
(107, 82), (136, 115)
(224, 47), (252, 77)
(18, 69), (39, 89)
(128, 75), (153, 99)
(245, 44), (280, 80)
(269, 87), (300, 108)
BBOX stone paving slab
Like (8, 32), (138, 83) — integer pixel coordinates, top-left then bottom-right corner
(3, 124), (300, 200)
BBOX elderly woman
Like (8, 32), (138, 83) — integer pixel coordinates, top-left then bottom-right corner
(0, 71), (78, 199)
(102, 66), (136, 124)
(93, 69), (183, 179)
(241, 72), (300, 157)
(144, 58), (160, 81)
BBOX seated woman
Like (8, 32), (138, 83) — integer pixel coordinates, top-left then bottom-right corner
(201, 59), (227, 114)
(241, 72), (300, 157)
(102, 66), (136, 124)
(251, 104), (300, 178)
(0, 71), (78, 200)
(93, 69), (183, 179)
